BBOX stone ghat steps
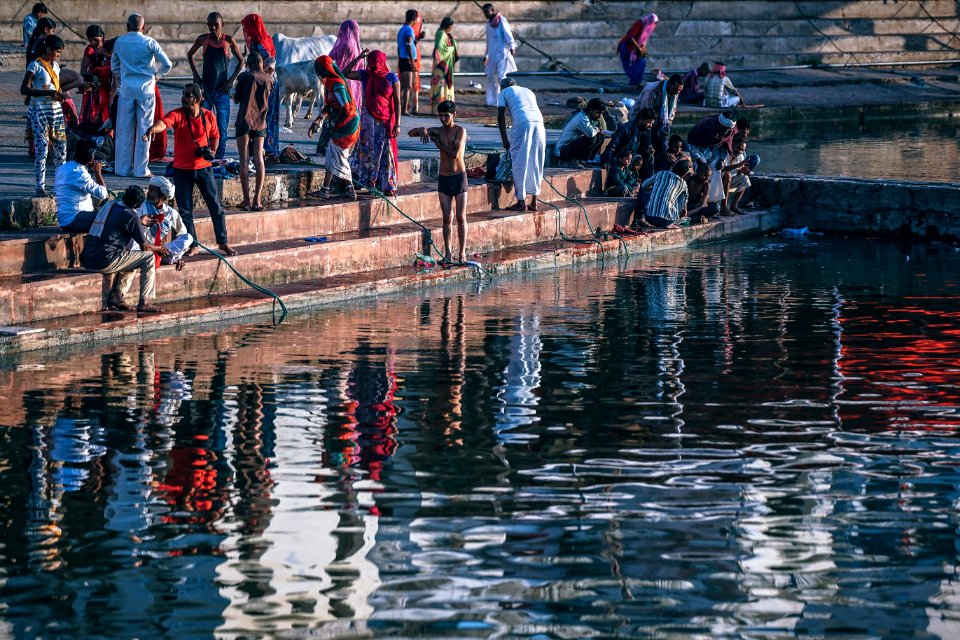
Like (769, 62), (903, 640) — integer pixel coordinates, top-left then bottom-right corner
(4, 158), (438, 231)
(0, 208), (786, 359)
(0, 196), (625, 325)
(0, 169), (598, 277)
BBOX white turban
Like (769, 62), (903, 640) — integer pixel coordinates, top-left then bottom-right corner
(149, 175), (175, 200)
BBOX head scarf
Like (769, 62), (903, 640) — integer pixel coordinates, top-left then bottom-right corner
(717, 114), (734, 129)
(241, 14), (275, 59)
(712, 61), (727, 78)
(363, 50), (395, 123)
(329, 19), (362, 69)
(314, 55), (360, 148)
(619, 13), (657, 50)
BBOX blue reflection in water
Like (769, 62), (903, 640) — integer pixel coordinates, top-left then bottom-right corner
(1, 237), (960, 638)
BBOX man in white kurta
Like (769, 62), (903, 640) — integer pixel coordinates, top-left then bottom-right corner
(111, 13), (172, 178)
(496, 78), (545, 211)
(482, 3), (517, 107)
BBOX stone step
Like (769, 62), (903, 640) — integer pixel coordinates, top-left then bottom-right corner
(0, 208), (786, 361)
(0, 169), (598, 277)
(0, 195), (625, 325)
(2, 158), (438, 231)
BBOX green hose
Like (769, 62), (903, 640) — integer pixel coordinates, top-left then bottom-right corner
(196, 241), (288, 324)
(543, 176), (630, 257)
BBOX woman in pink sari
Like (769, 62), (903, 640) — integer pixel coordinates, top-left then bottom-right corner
(617, 13), (657, 87)
(328, 19), (364, 111)
(343, 50), (401, 196)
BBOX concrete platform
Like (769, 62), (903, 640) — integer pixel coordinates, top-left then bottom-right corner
(0, 208), (786, 359)
(0, 168), (606, 325)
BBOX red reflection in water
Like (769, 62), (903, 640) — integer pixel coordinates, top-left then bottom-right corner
(838, 298), (960, 431)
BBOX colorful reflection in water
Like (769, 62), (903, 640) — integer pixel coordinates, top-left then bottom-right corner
(2, 236), (960, 638)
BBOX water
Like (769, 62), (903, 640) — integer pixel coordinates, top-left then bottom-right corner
(3, 236), (960, 638)
(753, 118), (960, 184)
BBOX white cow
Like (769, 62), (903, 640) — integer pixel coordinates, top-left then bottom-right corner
(272, 33), (336, 66)
(277, 60), (323, 128)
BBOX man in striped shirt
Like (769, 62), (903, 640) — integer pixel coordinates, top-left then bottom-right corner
(636, 159), (691, 229)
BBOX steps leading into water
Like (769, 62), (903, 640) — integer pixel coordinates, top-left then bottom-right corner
(0, 169), (597, 277)
(0, 209), (786, 359)
(0, 168), (609, 325)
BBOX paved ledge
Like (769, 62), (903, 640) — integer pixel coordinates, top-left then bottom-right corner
(752, 175), (960, 239)
(0, 209), (784, 360)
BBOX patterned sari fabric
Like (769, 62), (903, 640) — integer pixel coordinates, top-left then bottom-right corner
(329, 19), (364, 110)
(315, 55), (360, 149)
(351, 51), (399, 192)
(430, 30), (457, 108)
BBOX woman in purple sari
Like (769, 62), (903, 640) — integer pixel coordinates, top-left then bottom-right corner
(617, 14), (658, 87)
(328, 19), (364, 112)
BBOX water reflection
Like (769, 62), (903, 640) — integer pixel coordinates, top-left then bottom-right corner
(2, 237), (960, 637)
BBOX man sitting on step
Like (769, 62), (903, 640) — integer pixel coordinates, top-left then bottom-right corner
(554, 98), (610, 166)
(134, 176), (193, 270)
(55, 138), (109, 234)
(80, 185), (170, 313)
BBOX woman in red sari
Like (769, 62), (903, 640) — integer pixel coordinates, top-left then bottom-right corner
(79, 25), (111, 131)
(343, 50), (401, 196)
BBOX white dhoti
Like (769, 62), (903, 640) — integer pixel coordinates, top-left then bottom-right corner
(485, 54), (517, 106)
(115, 93), (156, 178)
(510, 120), (546, 201)
(325, 143), (354, 181)
(161, 233), (193, 263)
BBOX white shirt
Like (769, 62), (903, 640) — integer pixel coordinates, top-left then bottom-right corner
(497, 85), (542, 126)
(554, 111), (600, 154)
(55, 161), (109, 227)
(485, 17), (516, 61)
(26, 59), (59, 104)
(111, 31), (172, 100)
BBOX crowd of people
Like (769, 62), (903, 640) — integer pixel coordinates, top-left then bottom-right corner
(20, 2), (760, 313)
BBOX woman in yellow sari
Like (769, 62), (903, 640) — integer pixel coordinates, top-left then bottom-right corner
(430, 17), (458, 113)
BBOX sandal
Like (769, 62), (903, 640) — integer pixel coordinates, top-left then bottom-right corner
(252, 204), (264, 211)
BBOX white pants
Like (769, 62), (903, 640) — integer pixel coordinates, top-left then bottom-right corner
(485, 54), (517, 106)
(115, 93), (156, 177)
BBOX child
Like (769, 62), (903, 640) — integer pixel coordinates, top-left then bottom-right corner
(685, 161), (718, 223)
(722, 134), (752, 215)
(605, 149), (638, 196)
(654, 134), (684, 172)
(234, 52), (273, 211)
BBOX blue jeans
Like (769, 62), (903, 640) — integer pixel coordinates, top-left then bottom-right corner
(203, 89), (231, 159)
(173, 166), (228, 245)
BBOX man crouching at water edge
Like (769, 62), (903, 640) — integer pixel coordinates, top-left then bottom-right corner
(135, 176), (193, 270)
(635, 159), (692, 229)
(79, 186), (170, 313)
(409, 100), (468, 264)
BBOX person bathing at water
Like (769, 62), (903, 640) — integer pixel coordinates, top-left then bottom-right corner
(408, 100), (468, 263)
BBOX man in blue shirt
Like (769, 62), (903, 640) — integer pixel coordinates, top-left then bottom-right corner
(23, 3), (48, 46)
(397, 9), (420, 115)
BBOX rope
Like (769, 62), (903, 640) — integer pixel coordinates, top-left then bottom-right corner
(917, 1), (960, 50)
(45, 7), (86, 42)
(196, 241), (288, 324)
(352, 179), (492, 278)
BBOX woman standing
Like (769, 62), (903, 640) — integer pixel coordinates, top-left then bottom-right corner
(344, 50), (400, 196)
(234, 52), (272, 211)
(430, 17), (458, 113)
(79, 24), (111, 130)
(617, 13), (657, 87)
(241, 14), (281, 161)
(21, 35), (67, 196)
(309, 56), (360, 200)
(328, 19), (364, 111)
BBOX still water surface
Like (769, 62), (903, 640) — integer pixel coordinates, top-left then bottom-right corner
(2, 237), (960, 638)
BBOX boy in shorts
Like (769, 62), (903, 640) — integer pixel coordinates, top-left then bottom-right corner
(409, 100), (468, 263)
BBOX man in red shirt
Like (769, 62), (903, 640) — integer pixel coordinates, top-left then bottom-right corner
(143, 83), (236, 256)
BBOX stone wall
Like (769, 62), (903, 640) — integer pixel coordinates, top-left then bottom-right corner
(3, 1), (960, 73)
(752, 175), (960, 239)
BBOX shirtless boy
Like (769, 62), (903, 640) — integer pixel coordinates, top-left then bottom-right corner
(409, 100), (469, 263)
